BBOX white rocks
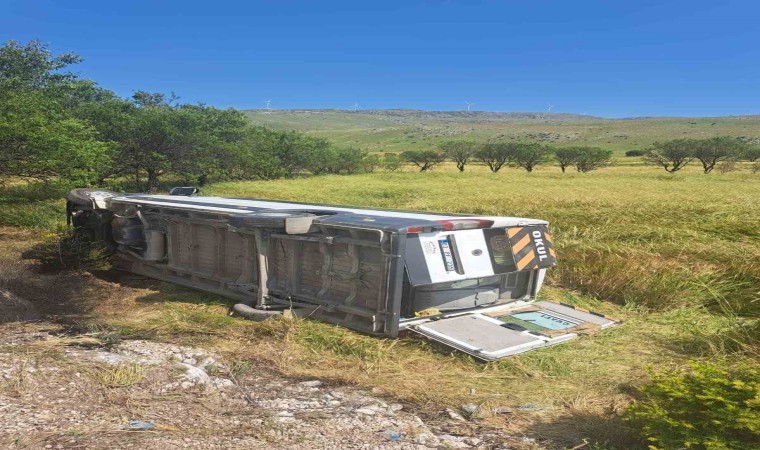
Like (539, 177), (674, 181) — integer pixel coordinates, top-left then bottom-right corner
(387, 403), (403, 413)
(446, 408), (467, 422)
(493, 406), (514, 414)
(355, 407), (376, 416)
(461, 403), (480, 415)
(299, 380), (323, 388)
(439, 434), (471, 448)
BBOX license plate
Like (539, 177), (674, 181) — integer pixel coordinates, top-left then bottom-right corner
(438, 238), (456, 272)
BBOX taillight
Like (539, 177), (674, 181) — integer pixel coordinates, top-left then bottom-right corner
(436, 219), (494, 231)
(406, 226), (425, 233)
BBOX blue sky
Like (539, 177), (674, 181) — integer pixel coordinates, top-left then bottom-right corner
(2, 0), (759, 117)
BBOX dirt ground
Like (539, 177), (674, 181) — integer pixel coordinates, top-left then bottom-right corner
(0, 228), (530, 449)
(0, 323), (524, 449)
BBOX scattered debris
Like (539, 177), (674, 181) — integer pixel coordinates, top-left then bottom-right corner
(383, 430), (403, 441)
(461, 403), (480, 415)
(518, 403), (552, 412)
(493, 406), (514, 414)
(446, 408), (467, 422)
(126, 420), (154, 431)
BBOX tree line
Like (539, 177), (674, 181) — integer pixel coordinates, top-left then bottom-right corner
(0, 40), (380, 191)
(401, 142), (614, 173)
(400, 137), (759, 174)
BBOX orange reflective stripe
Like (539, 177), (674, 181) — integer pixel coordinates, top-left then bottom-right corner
(511, 233), (531, 254)
(516, 250), (536, 270)
(507, 227), (522, 238)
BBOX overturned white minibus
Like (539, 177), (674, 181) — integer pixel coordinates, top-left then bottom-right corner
(66, 188), (616, 361)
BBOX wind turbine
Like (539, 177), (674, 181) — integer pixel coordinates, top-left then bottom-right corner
(264, 99), (272, 110)
(353, 102), (359, 111)
(465, 101), (475, 111)
(547, 103), (554, 113)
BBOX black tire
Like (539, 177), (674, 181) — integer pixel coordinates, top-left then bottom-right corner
(229, 210), (317, 230)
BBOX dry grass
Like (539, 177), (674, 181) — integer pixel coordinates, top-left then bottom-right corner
(87, 362), (145, 387)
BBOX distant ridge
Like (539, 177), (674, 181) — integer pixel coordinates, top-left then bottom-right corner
(245, 109), (606, 124)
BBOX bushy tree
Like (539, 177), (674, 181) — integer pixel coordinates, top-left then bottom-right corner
(741, 146), (760, 162)
(511, 143), (553, 172)
(401, 150), (445, 172)
(644, 139), (695, 173)
(382, 153), (403, 171)
(0, 40), (111, 185)
(0, 39), (81, 92)
(625, 149), (647, 157)
(361, 154), (381, 173)
(554, 146), (612, 173)
(330, 147), (367, 174)
(0, 91), (111, 184)
(439, 140), (478, 172)
(693, 136), (744, 174)
(474, 143), (515, 172)
(554, 147), (583, 173)
(574, 147), (613, 172)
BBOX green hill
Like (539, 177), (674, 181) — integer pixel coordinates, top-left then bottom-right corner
(244, 109), (760, 154)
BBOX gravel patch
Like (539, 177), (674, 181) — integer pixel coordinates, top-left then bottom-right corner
(0, 326), (518, 449)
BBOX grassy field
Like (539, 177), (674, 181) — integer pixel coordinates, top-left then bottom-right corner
(244, 109), (760, 154)
(1, 163), (758, 448)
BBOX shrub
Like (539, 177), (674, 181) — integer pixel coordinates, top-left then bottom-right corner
(625, 150), (647, 157)
(29, 229), (113, 271)
(624, 361), (760, 450)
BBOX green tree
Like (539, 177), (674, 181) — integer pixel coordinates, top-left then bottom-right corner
(574, 147), (613, 173)
(511, 143), (553, 172)
(401, 150), (445, 172)
(644, 139), (696, 173)
(0, 91), (111, 184)
(0, 40), (111, 185)
(741, 146), (760, 162)
(553, 147), (583, 173)
(474, 143), (515, 172)
(693, 137), (744, 174)
(382, 153), (403, 172)
(335, 147), (367, 174)
(439, 140), (479, 172)
(361, 154), (382, 173)
(0, 39), (81, 91)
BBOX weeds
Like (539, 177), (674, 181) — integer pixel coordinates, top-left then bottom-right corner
(27, 228), (113, 272)
(88, 362), (145, 387)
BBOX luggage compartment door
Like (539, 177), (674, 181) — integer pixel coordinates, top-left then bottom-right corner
(410, 301), (618, 361)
